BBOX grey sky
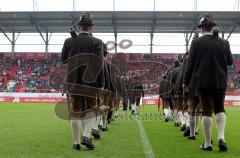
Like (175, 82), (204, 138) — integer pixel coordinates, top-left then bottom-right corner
(0, 0), (240, 53)
(0, 0), (239, 11)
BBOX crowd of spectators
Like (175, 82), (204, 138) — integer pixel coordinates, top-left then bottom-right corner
(227, 65), (240, 93)
(0, 53), (239, 94)
(0, 54), (61, 93)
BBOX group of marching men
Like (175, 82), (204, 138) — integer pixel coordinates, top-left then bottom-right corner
(160, 50), (201, 140)
(61, 12), (232, 152)
(61, 12), (129, 151)
(65, 48), (129, 150)
(63, 42), (143, 151)
(160, 13), (233, 152)
(61, 10), (144, 150)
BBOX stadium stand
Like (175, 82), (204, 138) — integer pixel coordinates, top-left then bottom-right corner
(0, 52), (239, 94)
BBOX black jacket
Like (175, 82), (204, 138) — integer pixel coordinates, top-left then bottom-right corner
(61, 33), (105, 89)
(129, 82), (144, 103)
(104, 59), (115, 93)
(183, 55), (197, 97)
(170, 66), (182, 96)
(184, 35), (233, 89)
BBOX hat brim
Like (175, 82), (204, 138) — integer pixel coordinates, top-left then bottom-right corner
(77, 22), (94, 26)
(197, 23), (216, 28)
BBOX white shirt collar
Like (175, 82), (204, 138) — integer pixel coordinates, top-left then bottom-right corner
(79, 31), (90, 34)
(202, 32), (213, 36)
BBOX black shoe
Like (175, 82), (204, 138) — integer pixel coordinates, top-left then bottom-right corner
(200, 144), (212, 151)
(218, 139), (228, 152)
(102, 126), (108, 132)
(98, 125), (103, 130)
(175, 122), (180, 127)
(92, 129), (101, 140)
(72, 144), (81, 151)
(180, 124), (186, 131)
(184, 127), (190, 137)
(107, 119), (112, 124)
(164, 117), (169, 122)
(81, 137), (95, 150)
(131, 110), (135, 115)
(187, 136), (196, 140)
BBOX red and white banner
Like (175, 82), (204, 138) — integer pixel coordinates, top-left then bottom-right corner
(0, 93), (239, 106)
(0, 92), (65, 103)
(141, 95), (240, 107)
(0, 97), (65, 103)
(0, 92), (65, 98)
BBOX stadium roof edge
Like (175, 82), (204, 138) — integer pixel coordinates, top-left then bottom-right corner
(0, 11), (240, 33)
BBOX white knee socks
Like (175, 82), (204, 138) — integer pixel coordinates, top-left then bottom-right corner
(164, 108), (169, 118)
(178, 111), (184, 125)
(195, 115), (200, 133)
(169, 109), (173, 119)
(92, 115), (101, 130)
(102, 114), (107, 128)
(70, 118), (82, 144)
(189, 115), (196, 137)
(83, 112), (96, 138)
(131, 103), (136, 112)
(202, 116), (212, 147)
(216, 112), (226, 141)
(183, 112), (189, 126)
(173, 110), (178, 121)
(99, 115), (103, 127)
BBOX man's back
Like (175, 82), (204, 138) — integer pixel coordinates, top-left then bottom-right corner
(185, 35), (233, 89)
(62, 33), (102, 60)
(61, 33), (104, 88)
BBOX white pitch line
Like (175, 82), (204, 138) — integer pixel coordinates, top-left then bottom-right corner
(136, 117), (155, 158)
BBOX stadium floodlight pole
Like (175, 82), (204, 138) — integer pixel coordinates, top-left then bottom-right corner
(12, 32), (15, 52)
(193, 0), (198, 11)
(45, 32), (49, 54)
(114, 32), (117, 53)
(113, 0), (116, 11)
(238, 0), (240, 10)
(33, 0), (39, 11)
(150, 12), (156, 54)
(184, 32), (189, 52)
(72, 0), (76, 11)
(12, 32), (20, 53)
(112, 11), (117, 53)
(153, 0), (156, 11)
(150, 33), (153, 54)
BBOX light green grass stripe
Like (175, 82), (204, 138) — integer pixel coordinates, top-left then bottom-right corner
(136, 117), (155, 158)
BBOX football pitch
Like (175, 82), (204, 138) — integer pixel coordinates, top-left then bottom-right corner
(0, 102), (240, 158)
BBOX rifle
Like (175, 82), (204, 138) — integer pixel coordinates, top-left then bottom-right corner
(69, 26), (78, 38)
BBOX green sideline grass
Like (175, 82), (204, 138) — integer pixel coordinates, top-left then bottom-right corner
(142, 106), (240, 158)
(0, 102), (240, 158)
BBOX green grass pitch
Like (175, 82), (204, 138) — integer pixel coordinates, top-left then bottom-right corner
(0, 102), (240, 158)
